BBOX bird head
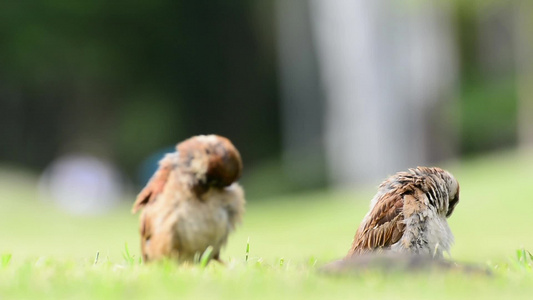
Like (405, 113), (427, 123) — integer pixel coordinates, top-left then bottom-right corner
(176, 135), (242, 192)
(411, 167), (460, 217)
(443, 171), (459, 218)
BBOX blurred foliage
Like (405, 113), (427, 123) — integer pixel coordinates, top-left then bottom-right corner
(0, 1), (279, 176)
(0, 0), (529, 185)
(460, 78), (517, 154)
(456, 1), (519, 154)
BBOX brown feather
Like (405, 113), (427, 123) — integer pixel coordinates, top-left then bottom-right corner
(131, 154), (175, 213)
(348, 190), (406, 256)
(131, 135), (245, 264)
(346, 166), (459, 258)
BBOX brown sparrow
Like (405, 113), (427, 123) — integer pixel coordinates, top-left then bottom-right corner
(347, 167), (459, 258)
(132, 135), (245, 263)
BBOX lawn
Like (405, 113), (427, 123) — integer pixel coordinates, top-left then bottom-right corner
(1, 149), (533, 299)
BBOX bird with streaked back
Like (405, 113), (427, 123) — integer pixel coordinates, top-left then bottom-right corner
(347, 167), (460, 258)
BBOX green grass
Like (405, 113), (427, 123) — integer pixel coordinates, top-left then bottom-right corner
(1, 149), (533, 299)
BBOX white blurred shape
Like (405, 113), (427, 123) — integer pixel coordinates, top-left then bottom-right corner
(309, 0), (458, 185)
(276, 0), (326, 187)
(39, 154), (123, 215)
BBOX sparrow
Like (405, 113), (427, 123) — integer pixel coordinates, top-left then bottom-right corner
(131, 135), (245, 263)
(346, 167), (459, 258)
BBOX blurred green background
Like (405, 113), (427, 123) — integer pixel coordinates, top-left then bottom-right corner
(0, 0), (532, 265)
(1, 150), (533, 264)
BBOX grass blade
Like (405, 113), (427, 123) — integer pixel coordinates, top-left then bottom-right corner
(122, 243), (135, 265)
(245, 237), (250, 262)
(1, 254), (12, 268)
(200, 246), (214, 268)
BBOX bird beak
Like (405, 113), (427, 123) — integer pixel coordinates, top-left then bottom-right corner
(446, 194), (459, 217)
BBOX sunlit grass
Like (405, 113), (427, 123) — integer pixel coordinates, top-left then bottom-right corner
(0, 245), (532, 299)
(1, 149), (533, 298)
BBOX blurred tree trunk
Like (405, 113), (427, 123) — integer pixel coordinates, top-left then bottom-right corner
(515, 1), (533, 147)
(276, 0), (325, 187)
(309, 0), (458, 186)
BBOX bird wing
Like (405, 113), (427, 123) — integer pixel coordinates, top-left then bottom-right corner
(223, 184), (246, 231)
(139, 212), (152, 261)
(139, 209), (179, 262)
(132, 153), (177, 213)
(348, 190), (406, 256)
